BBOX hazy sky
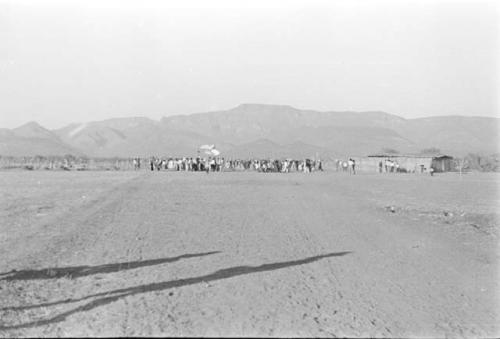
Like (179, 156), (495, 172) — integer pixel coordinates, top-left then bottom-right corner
(0, 0), (498, 129)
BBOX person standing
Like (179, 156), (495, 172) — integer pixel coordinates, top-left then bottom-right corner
(342, 161), (348, 172)
(348, 158), (354, 174)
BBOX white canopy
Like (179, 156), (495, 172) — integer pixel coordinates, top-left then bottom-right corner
(204, 149), (220, 156)
(199, 144), (215, 150)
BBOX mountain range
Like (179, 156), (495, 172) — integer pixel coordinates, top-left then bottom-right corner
(1, 104), (498, 159)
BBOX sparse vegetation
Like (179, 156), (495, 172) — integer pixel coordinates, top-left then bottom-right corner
(381, 148), (399, 154)
(420, 147), (441, 154)
(454, 153), (500, 172)
(0, 155), (137, 171)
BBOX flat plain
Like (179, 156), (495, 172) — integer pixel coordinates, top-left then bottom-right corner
(0, 170), (498, 337)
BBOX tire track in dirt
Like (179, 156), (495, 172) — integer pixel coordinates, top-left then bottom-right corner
(0, 173), (157, 336)
(1, 173), (146, 270)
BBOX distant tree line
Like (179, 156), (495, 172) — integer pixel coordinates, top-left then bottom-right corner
(1, 152), (499, 172)
(454, 153), (499, 172)
(381, 148), (400, 154)
(419, 147), (441, 155)
(0, 154), (137, 171)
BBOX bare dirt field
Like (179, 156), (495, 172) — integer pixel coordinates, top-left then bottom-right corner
(0, 170), (499, 337)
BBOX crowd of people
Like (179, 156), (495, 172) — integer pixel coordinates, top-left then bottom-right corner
(334, 158), (357, 174)
(134, 156), (324, 173)
(379, 159), (401, 173)
(133, 156), (434, 175)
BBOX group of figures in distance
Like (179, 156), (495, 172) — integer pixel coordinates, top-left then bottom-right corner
(132, 144), (324, 173)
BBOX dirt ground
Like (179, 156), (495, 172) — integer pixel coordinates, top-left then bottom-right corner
(0, 170), (498, 337)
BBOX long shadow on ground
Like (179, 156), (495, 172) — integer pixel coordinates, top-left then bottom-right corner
(0, 251), (351, 330)
(0, 251), (221, 281)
